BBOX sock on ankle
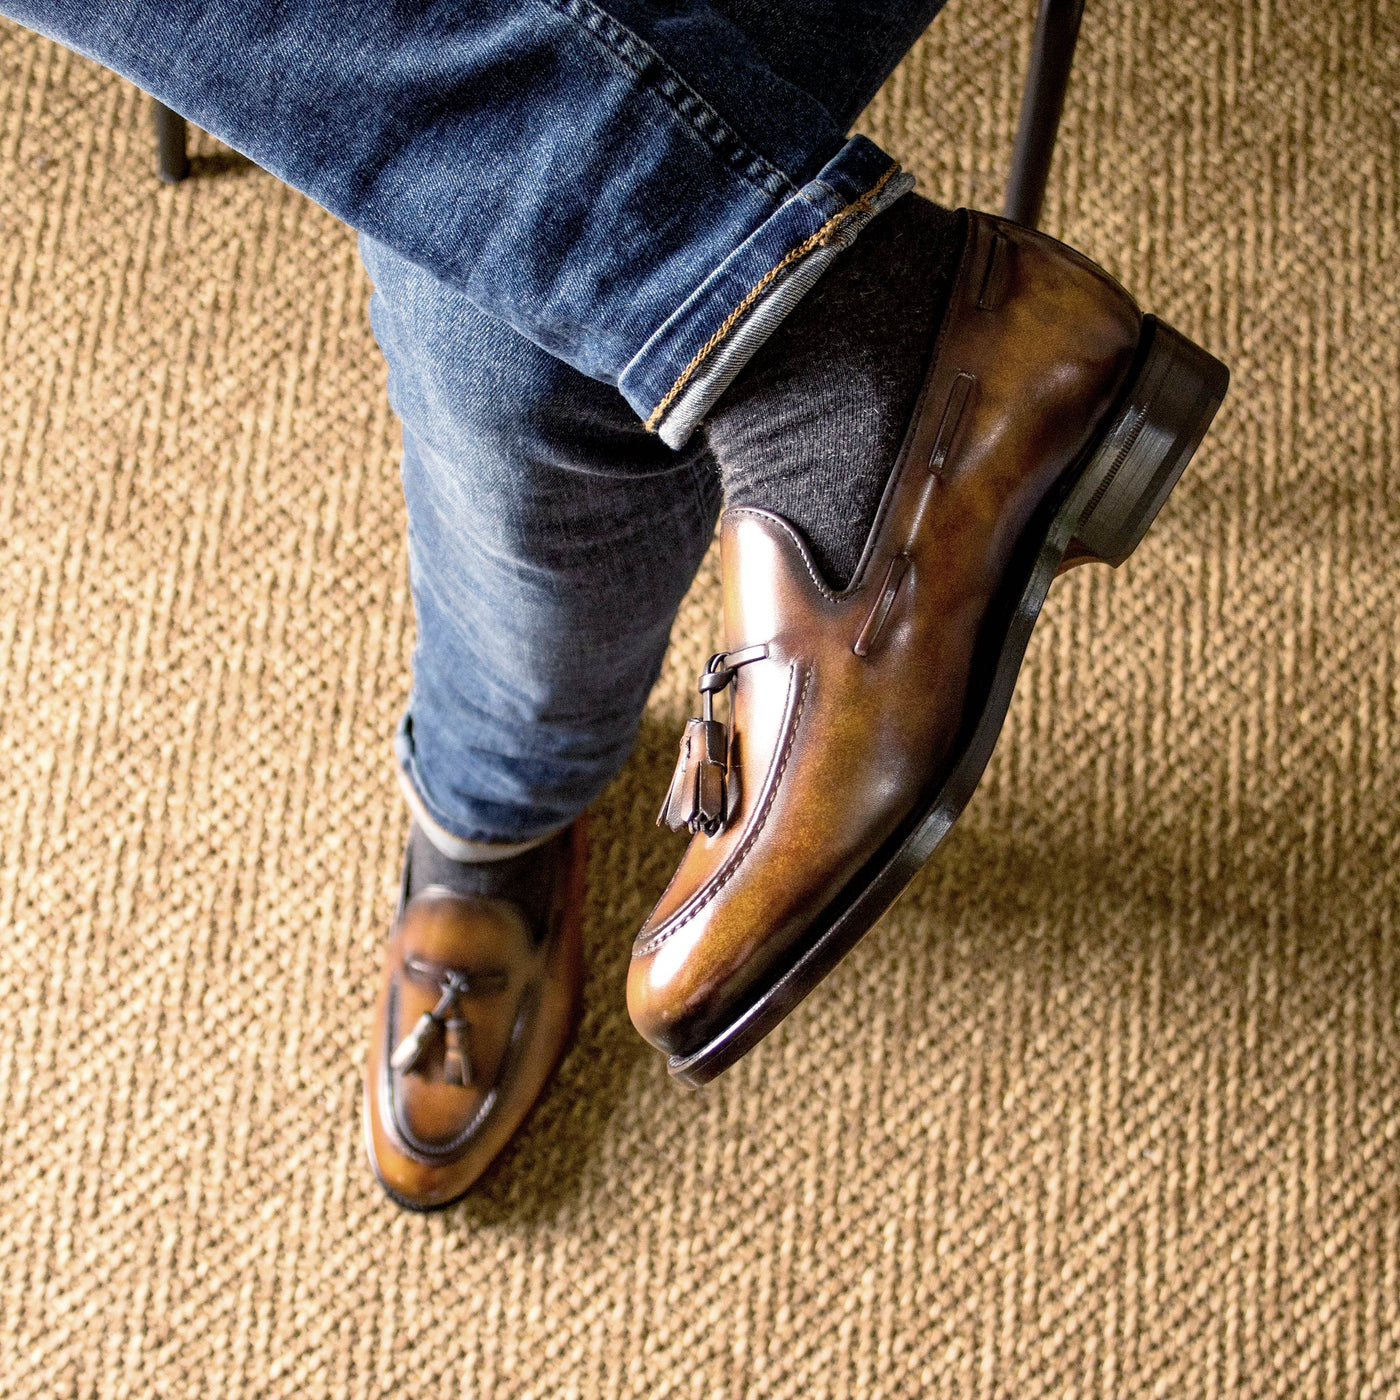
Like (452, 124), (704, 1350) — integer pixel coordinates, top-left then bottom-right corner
(702, 195), (966, 590)
(405, 823), (566, 936)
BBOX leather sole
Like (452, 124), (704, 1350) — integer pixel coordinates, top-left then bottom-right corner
(668, 316), (1229, 1086)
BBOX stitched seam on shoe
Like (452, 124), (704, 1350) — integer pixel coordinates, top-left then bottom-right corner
(542, 0), (794, 200)
(643, 162), (903, 436)
(726, 508), (841, 600)
(634, 663), (810, 956)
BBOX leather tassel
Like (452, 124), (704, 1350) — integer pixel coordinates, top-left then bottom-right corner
(658, 718), (728, 835)
(658, 722), (733, 828)
(391, 1011), (440, 1074)
(722, 723), (740, 822)
(657, 724), (696, 830)
(442, 1018), (472, 1087)
(690, 721), (727, 833)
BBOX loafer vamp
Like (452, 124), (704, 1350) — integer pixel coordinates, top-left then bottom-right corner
(383, 892), (534, 1155)
(628, 515), (971, 1051)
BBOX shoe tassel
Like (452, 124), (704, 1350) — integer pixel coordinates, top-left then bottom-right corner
(659, 716), (729, 836)
(658, 644), (768, 837)
(390, 1009), (443, 1075)
(441, 1018), (472, 1088)
(391, 974), (476, 1085)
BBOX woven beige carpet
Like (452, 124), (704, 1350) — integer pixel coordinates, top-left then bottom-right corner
(2, 2), (1397, 1395)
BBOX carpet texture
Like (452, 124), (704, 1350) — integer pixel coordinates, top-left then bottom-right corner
(1, 2), (1398, 1395)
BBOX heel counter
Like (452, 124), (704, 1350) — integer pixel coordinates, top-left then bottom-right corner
(963, 213), (1142, 382)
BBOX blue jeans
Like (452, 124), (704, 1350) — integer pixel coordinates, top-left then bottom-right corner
(6, 0), (945, 844)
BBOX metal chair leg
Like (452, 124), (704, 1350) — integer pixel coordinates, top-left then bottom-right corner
(1003, 0), (1084, 229)
(152, 99), (190, 184)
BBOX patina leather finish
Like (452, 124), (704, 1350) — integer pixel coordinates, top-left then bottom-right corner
(365, 821), (586, 1209)
(629, 213), (1142, 1057)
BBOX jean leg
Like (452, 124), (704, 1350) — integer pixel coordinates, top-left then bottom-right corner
(360, 235), (721, 845)
(2, 0), (911, 443)
(710, 0), (950, 132)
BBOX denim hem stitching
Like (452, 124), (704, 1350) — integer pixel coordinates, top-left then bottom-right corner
(542, 0), (795, 201)
(643, 161), (902, 435)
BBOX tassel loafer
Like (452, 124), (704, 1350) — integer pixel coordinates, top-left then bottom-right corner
(364, 820), (587, 1209)
(629, 211), (1228, 1085)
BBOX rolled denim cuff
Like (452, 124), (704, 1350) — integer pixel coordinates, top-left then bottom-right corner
(394, 715), (570, 854)
(396, 765), (557, 862)
(618, 134), (916, 449)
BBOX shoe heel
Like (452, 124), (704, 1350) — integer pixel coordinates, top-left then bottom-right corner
(1068, 316), (1229, 567)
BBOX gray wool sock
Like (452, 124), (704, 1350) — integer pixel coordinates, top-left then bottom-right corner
(702, 196), (966, 589)
(405, 823), (567, 939)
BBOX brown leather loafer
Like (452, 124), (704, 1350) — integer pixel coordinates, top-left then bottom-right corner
(364, 820), (586, 1209)
(630, 211), (1228, 1085)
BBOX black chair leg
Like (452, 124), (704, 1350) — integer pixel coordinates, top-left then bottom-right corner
(1003, 0), (1084, 229)
(152, 99), (190, 184)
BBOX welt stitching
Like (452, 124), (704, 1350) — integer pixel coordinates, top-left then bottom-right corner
(635, 664), (810, 956)
(726, 508), (839, 600)
(643, 162), (902, 435)
(1080, 400), (1148, 523)
(541, 0), (793, 200)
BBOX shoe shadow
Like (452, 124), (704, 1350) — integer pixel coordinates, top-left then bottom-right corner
(442, 713), (690, 1228)
(187, 150), (258, 181)
(884, 767), (1372, 1001)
